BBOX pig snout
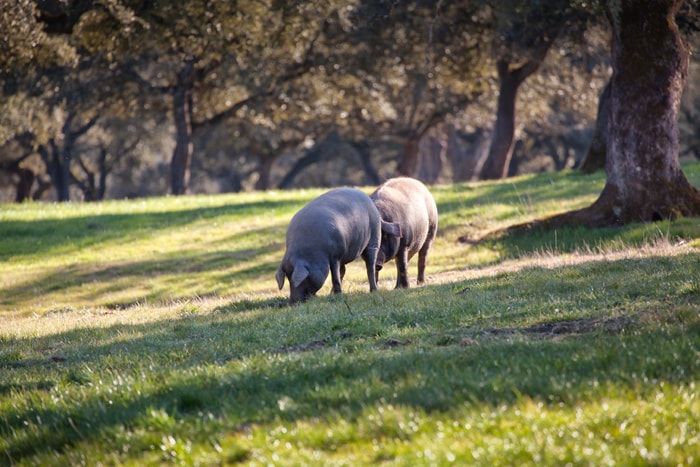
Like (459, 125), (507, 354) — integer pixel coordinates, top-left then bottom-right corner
(276, 259), (326, 303)
(276, 187), (399, 303)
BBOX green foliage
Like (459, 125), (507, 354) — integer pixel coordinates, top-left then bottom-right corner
(1, 165), (700, 464)
(0, 0), (78, 72)
(1, 0), (619, 201)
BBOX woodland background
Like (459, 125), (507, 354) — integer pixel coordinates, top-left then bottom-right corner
(2, 0), (700, 203)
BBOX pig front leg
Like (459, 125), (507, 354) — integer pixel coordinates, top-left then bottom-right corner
(330, 260), (343, 294)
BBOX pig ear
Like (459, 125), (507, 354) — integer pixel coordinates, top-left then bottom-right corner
(381, 220), (402, 238)
(291, 264), (310, 288)
(276, 266), (286, 290)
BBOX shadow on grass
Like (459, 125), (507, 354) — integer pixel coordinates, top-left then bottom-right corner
(2, 325), (698, 462)
(457, 216), (700, 264)
(0, 225), (285, 311)
(434, 170), (605, 220)
(0, 199), (301, 261)
(1, 252), (699, 462)
(215, 296), (289, 313)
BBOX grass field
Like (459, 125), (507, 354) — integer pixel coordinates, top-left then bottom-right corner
(1, 164), (699, 465)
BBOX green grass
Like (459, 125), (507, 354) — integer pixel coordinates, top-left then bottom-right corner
(1, 164), (700, 465)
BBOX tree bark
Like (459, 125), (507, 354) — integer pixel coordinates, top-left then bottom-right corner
(578, 78), (611, 174)
(0, 153), (36, 202)
(397, 135), (421, 177)
(593, 0), (700, 223)
(15, 168), (35, 202)
(480, 58), (546, 180)
(255, 156), (275, 191)
(473, 0), (700, 240)
(39, 140), (71, 202)
(170, 62), (195, 195)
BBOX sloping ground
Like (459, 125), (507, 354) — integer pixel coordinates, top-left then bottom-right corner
(428, 237), (697, 286)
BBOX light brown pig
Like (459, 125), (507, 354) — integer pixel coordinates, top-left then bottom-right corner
(370, 177), (438, 288)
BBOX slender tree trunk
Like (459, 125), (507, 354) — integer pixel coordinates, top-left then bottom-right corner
(56, 146), (72, 202)
(351, 141), (381, 185)
(481, 59), (544, 180)
(578, 78), (611, 174)
(416, 125), (446, 183)
(1, 155), (36, 202)
(450, 126), (491, 182)
(15, 168), (35, 202)
(255, 156), (274, 191)
(171, 62), (194, 195)
(97, 148), (108, 200)
(278, 148), (323, 189)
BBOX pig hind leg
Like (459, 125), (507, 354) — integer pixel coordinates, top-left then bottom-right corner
(417, 223), (437, 284)
(361, 247), (379, 292)
(395, 247), (410, 288)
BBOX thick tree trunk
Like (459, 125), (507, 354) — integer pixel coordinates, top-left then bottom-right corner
(480, 59), (545, 180)
(578, 78), (611, 174)
(592, 0), (700, 223)
(473, 0), (700, 240)
(171, 62), (194, 195)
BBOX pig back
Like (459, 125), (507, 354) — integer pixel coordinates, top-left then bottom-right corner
(285, 188), (380, 263)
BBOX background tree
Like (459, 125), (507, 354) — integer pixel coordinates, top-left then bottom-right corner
(578, 1), (700, 174)
(3, 0), (699, 204)
(98, 0), (332, 195)
(576, 78), (611, 174)
(494, 0), (700, 235)
(480, 0), (594, 180)
(341, 0), (492, 180)
(0, 0), (77, 200)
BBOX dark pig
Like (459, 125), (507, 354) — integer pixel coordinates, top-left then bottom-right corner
(276, 187), (401, 303)
(370, 177), (438, 288)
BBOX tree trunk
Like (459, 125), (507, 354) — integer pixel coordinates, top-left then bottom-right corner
(397, 136), (420, 177)
(474, 0), (700, 240)
(171, 62), (195, 195)
(0, 154), (36, 203)
(416, 125), (446, 183)
(591, 0), (700, 223)
(480, 58), (544, 180)
(255, 153), (276, 191)
(39, 140), (71, 202)
(97, 148), (108, 200)
(578, 78), (611, 174)
(15, 168), (35, 202)
(450, 126), (491, 182)
(351, 141), (381, 185)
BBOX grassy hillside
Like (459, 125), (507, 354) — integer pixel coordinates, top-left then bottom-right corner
(1, 164), (699, 465)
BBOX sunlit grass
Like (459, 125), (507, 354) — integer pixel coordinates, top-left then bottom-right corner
(1, 164), (699, 465)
